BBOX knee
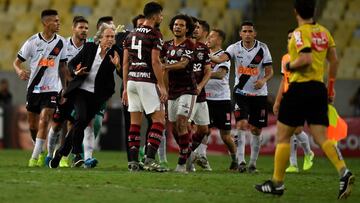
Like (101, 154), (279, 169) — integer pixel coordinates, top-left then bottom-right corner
(250, 126), (261, 136)
(236, 120), (248, 130)
(294, 127), (303, 135)
(197, 125), (209, 135)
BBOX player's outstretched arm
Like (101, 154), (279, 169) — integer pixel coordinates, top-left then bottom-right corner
(210, 53), (229, 64)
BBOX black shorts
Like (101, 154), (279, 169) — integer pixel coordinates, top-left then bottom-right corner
(207, 100), (232, 130)
(26, 92), (57, 114)
(278, 81), (329, 127)
(233, 94), (268, 128)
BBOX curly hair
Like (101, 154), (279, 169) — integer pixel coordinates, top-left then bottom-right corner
(169, 14), (195, 37)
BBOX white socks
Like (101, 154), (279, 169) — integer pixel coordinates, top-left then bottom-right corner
(157, 130), (167, 163)
(295, 131), (312, 154)
(83, 126), (94, 161)
(196, 143), (207, 156)
(235, 130), (246, 164)
(47, 127), (60, 157)
(289, 136), (298, 166)
(31, 138), (45, 159)
(249, 133), (261, 167)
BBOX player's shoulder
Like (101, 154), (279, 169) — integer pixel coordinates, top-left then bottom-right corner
(257, 40), (269, 49)
(195, 41), (208, 50)
(316, 23), (332, 35)
(184, 38), (195, 48)
(163, 39), (173, 46)
(227, 41), (240, 50)
(24, 33), (40, 44)
(56, 34), (67, 43)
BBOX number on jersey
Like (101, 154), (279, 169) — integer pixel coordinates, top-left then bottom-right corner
(131, 36), (142, 59)
(193, 63), (202, 72)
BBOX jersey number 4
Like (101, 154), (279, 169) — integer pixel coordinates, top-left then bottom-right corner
(131, 36), (142, 59)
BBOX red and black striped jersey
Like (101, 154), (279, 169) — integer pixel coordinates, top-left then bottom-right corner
(124, 25), (163, 83)
(162, 38), (197, 100)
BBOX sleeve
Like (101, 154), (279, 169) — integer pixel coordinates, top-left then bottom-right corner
(328, 31), (336, 48)
(60, 39), (68, 62)
(262, 44), (273, 66)
(225, 44), (235, 60)
(293, 29), (311, 53)
(219, 60), (230, 71)
(182, 40), (194, 60)
(17, 39), (33, 62)
(152, 31), (163, 51)
(203, 47), (211, 65)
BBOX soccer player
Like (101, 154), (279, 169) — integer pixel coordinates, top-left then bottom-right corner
(255, 0), (354, 199)
(122, 2), (167, 172)
(185, 18), (212, 172)
(211, 21), (274, 173)
(45, 16), (91, 168)
(13, 9), (68, 167)
(162, 14), (196, 173)
(205, 29), (238, 170)
(273, 29), (314, 173)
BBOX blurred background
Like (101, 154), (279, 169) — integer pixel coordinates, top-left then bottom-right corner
(0, 0), (360, 154)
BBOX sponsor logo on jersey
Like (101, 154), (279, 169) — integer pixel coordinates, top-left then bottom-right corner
(38, 58), (55, 67)
(311, 32), (329, 51)
(237, 66), (259, 76)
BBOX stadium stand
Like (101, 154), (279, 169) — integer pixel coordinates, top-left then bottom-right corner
(319, 0), (360, 79)
(0, 0), (250, 71)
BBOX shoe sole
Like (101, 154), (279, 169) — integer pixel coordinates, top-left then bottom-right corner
(339, 175), (355, 199)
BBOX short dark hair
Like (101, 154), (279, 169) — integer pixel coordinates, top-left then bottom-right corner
(73, 16), (88, 26)
(212, 29), (226, 41)
(41, 9), (58, 19)
(143, 2), (163, 19)
(97, 16), (113, 30)
(198, 20), (210, 34)
(132, 14), (145, 28)
(241, 21), (254, 28)
(294, 0), (316, 19)
(169, 14), (195, 37)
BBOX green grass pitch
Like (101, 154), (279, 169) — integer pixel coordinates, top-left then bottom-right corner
(0, 150), (358, 203)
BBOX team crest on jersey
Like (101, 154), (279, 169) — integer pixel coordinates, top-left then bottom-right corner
(197, 52), (204, 60)
(176, 49), (183, 57)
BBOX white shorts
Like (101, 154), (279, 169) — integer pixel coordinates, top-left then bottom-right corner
(167, 94), (197, 122)
(127, 81), (162, 114)
(189, 101), (210, 125)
